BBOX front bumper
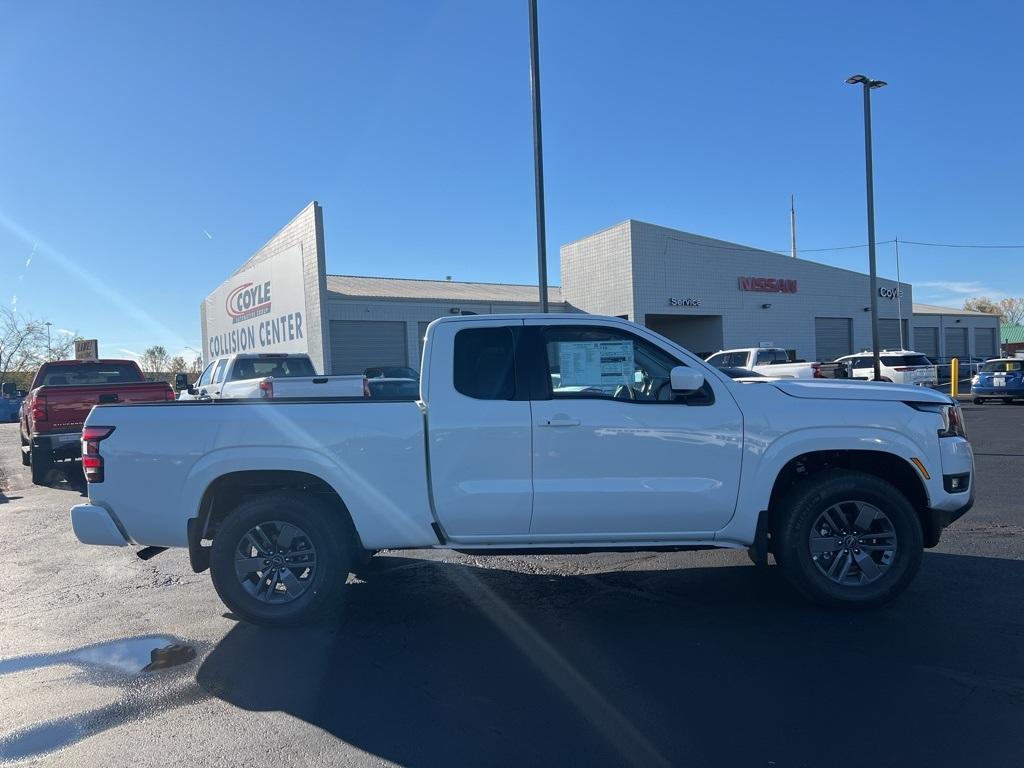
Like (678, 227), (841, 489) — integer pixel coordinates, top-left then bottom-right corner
(922, 482), (974, 548)
(71, 504), (129, 546)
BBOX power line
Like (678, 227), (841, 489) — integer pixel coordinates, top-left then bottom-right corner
(898, 239), (1024, 249)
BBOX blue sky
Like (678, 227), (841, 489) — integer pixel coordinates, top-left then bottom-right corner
(1, 0), (1021, 360)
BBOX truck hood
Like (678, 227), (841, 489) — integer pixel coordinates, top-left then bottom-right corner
(771, 379), (952, 404)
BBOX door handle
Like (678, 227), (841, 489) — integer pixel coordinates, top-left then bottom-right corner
(537, 417), (580, 427)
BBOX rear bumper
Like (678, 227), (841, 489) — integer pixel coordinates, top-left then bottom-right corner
(71, 504), (129, 546)
(971, 386), (1024, 397)
(32, 431), (83, 458)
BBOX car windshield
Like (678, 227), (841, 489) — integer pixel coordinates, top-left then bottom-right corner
(981, 360), (1023, 372)
(40, 363), (143, 386)
(880, 355), (932, 367)
(706, 352), (748, 368)
(365, 366), (419, 380)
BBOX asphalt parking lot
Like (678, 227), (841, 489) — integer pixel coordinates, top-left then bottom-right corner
(1, 403), (1023, 767)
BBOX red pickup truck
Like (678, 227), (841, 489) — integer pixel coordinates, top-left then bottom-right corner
(20, 359), (174, 484)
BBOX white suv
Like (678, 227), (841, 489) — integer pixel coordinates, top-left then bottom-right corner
(835, 350), (938, 386)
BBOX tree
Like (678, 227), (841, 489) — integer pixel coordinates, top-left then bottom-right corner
(139, 345), (171, 374)
(1, 308), (46, 385)
(963, 296), (1024, 325)
(168, 356), (187, 375)
(189, 355), (204, 376)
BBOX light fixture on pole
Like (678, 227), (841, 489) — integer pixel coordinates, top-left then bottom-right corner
(846, 73), (887, 381)
(528, 0), (549, 312)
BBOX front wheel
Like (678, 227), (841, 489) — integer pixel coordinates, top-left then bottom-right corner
(973, 397), (985, 405)
(774, 470), (923, 607)
(209, 493), (357, 627)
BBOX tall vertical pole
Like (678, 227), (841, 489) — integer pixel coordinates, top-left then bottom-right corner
(895, 236), (904, 349)
(789, 194), (797, 258)
(862, 84), (882, 381)
(528, 0), (549, 312)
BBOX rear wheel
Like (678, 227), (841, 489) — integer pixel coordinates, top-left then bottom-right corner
(774, 470), (923, 607)
(973, 397), (985, 404)
(209, 493), (357, 627)
(30, 447), (52, 484)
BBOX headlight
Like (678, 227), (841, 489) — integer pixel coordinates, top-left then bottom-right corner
(971, 375), (979, 385)
(908, 401), (967, 439)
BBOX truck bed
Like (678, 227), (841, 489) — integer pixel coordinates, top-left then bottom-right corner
(85, 399), (435, 549)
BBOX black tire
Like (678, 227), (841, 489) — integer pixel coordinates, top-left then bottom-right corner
(209, 493), (357, 627)
(774, 469), (923, 607)
(30, 447), (52, 485)
(973, 397), (984, 405)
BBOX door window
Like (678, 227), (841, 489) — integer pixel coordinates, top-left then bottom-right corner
(755, 349), (774, 366)
(453, 327), (516, 400)
(212, 360), (228, 384)
(196, 362), (215, 387)
(541, 326), (711, 404)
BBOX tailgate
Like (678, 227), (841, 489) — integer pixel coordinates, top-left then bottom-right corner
(43, 383), (171, 430)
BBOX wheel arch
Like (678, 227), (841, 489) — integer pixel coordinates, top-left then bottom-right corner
(764, 449), (936, 550)
(188, 469), (360, 573)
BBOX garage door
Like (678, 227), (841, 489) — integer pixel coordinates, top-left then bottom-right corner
(975, 327), (997, 359)
(914, 327), (939, 360)
(330, 320), (407, 374)
(944, 327), (968, 361)
(814, 317), (853, 362)
(878, 319), (908, 351)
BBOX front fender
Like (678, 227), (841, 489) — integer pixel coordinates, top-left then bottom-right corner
(716, 426), (930, 547)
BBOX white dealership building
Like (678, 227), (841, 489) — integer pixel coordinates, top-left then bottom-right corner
(200, 202), (1000, 374)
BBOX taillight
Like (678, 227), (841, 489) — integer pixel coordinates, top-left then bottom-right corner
(812, 363), (823, 379)
(164, 389), (176, 401)
(82, 426), (116, 483)
(259, 378), (273, 398)
(31, 393), (47, 422)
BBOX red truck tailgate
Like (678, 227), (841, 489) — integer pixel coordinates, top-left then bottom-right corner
(40, 382), (173, 431)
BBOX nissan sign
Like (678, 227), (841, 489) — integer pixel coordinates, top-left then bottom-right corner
(203, 244), (309, 359)
(738, 276), (797, 293)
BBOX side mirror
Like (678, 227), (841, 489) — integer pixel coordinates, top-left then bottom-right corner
(670, 366), (705, 392)
(174, 373), (189, 391)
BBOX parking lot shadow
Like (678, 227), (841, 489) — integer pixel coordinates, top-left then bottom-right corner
(197, 553), (1024, 768)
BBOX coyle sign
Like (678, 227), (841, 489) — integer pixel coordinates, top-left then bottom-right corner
(203, 244), (309, 360)
(739, 276), (798, 293)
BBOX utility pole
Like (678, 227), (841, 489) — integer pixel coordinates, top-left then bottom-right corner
(790, 195), (797, 258)
(45, 321), (52, 361)
(895, 236), (904, 349)
(846, 74), (887, 382)
(528, 0), (549, 312)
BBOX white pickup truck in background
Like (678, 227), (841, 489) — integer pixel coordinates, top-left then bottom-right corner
(705, 347), (823, 378)
(73, 314), (974, 627)
(177, 353), (365, 400)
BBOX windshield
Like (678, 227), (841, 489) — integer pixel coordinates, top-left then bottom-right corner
(39, 363), (143, 386)
(706, 352), (748, 368)
(365, 366), (419, 380)
(880, 355), (932, 367)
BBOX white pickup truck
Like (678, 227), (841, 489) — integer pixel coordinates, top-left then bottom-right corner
(71, 314), (974, 626)
(705, 347), (822, 378)
(177, 353), (365, 400)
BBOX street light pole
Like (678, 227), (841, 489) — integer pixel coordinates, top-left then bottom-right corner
(44, 321), (52, 361)
(847, 74), (887, 382)
(528, 0), (549, 312)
